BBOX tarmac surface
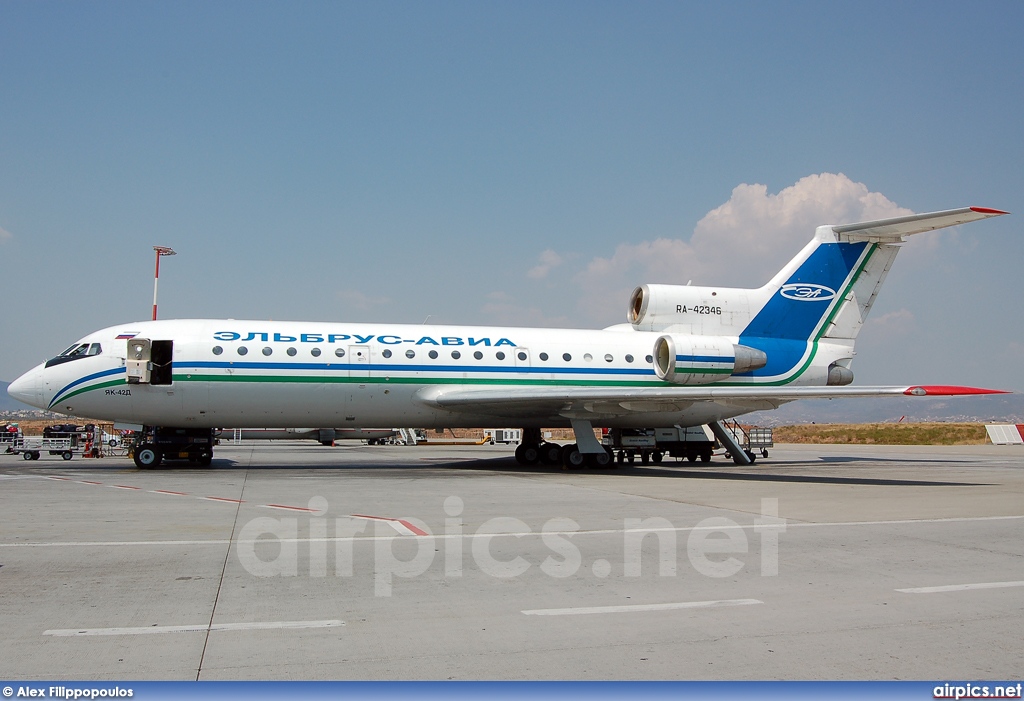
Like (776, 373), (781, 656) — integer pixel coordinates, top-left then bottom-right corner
(1, 441), (1022, 680)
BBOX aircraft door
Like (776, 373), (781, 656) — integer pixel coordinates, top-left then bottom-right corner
(150, 340), (173, 385)
(126, 339), (152, 384)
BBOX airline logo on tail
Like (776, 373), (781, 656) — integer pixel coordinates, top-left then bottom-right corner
(779, 284), (837, 301)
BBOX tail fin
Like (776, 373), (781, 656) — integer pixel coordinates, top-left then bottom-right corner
(742, 206), (1007, 343)
(627, 207), (1006, 351)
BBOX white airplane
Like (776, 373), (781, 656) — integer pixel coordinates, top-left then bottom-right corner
(7, 206), (1009, 469)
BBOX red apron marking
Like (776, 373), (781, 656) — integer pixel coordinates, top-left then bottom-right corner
(350, 513), (428, 536)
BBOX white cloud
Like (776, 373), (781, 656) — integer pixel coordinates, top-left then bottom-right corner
(527, 249), (564, 279)
(0, 226), (12, 243)
(570, 173), (913, 321)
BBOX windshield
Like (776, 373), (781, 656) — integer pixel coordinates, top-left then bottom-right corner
(45, 342), (103, 368)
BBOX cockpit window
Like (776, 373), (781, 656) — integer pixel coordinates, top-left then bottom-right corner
(45, 342), (102, 368)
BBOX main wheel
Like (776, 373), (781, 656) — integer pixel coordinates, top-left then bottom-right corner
(585, 450), (612, 469)
(539, 443), (562, 465)
(515, 443), (540, 465)
(134, 444), (162, 469)
(561, 444), (586, 470)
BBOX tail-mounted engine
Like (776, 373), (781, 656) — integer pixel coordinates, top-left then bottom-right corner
(653, 335), (767, 385)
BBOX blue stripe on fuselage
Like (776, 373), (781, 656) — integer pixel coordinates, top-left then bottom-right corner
(49, 367), (126, 408)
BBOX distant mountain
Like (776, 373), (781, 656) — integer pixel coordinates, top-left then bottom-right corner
(744, 393), (1024, 426)
(0, 381), (38, 413)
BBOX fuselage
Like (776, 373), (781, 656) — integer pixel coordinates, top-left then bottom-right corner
(8, 318), (845, 430)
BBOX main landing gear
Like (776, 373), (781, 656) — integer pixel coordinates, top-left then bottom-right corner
(514, 427), (616, 470)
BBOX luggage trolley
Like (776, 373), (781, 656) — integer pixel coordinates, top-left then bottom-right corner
(12, 436), (76, 461)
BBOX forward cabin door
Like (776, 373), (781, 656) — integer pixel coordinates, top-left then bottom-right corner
(345, 345), (371, 425)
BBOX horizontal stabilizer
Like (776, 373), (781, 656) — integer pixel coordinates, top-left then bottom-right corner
(831, 206), (1008, 243)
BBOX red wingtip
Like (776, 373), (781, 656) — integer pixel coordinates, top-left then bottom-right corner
(904, 385), (1011, 396)
(969, 206), (1010, 215)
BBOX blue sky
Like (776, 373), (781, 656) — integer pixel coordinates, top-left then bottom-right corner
(2, 1), (1022, 392)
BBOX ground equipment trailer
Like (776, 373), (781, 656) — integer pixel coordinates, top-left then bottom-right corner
(12, 436), (76, 461)
(602, 426), (717, 465)
(719, 421), (774, 460)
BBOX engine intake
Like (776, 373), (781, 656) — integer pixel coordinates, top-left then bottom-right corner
(653, 335), (767, 385)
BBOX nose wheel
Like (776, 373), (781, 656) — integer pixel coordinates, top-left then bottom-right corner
(133, 444), (163, 468)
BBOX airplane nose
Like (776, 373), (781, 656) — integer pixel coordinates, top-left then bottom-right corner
(8, 364), (44, 409)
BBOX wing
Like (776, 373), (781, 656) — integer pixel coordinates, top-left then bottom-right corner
(415, 384), (1008, 421)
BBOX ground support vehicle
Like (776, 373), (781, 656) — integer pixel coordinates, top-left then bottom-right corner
(719, 421), (774, 461)
(131, 427), (216, 468)
(12, 436), (76, 461)
(484, 428), (522, 445)
(746, 427), (774, 458)
(602, 426), (717, 465)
